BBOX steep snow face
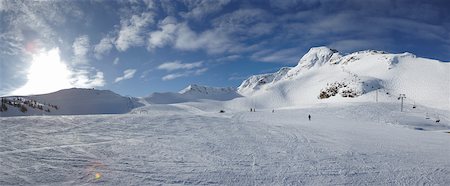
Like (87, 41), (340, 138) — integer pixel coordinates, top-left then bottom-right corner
(297, 46), (339, 69)
(237, 67), (291, 95)
(237, 47), (450, 110)
(286, 46), (341, 78)
(145, 84), (241, 104)
(238, 47), (342, 96)
(0, 88), (143, 117)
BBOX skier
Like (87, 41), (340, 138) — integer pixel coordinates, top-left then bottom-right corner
(250, 108), (253, 112)
(272, 109), (274, 113)
(308, 114), (311, 121)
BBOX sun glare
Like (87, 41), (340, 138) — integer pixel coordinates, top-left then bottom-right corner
(12, 48), (73, 95)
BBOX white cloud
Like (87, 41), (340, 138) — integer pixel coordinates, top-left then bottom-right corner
(143, 0), (156, 9)
(0, 0), (5, 11)
(251, 48), (300, 64)
(0, 32), (23, 56)
(194, 67), (208, 75)
(1, 1), (83, 49)
(147, 16), (178, 49)
(147, 17), (234, 54)
(71, 70), (105, 88)
(115, 69), (137, 83)
(157, 60), (203, 71)
(174, 23), (233, 54)
(72, 35), (90, 64)
(94, 35), (115, 59)
(113, 57), (120, 65)
(161, 67), (208, 81)
(116, 12), (154, 51)
(212, 8), (274, 37)
(140, 68), (153, 79)
(162, 73), (185, 81)
(157, 59), (207, 81)
(215, 54), (241, 62)
(181, 0), (231, 20)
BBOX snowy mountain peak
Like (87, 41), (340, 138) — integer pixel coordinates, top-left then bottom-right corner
(298, 46), (339, 68)
(237, 47), (449, 109)
(237, 67), (291, 95)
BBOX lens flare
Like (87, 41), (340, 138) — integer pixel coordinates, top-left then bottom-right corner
(95, 172), (101, 180)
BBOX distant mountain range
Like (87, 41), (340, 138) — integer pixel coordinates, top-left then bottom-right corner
(2, 46), (448, 117)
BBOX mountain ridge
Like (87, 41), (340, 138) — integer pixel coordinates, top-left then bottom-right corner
(2, 46), (448, 116)
(237, 46), (449, 110)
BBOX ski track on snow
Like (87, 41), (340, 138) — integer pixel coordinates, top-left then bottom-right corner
(1, 105), (449, 185)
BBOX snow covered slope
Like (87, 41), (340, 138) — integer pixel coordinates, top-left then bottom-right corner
(1, 105), (449, 185)
(238, 46), (450, 110)
(144, 84), (240, 104)
(0, 88), (143, 117)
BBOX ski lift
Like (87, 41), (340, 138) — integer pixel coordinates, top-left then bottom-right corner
(413, 102), (416, 109)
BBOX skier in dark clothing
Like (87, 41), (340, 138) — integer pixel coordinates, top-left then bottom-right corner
(308, 114), (311, 121)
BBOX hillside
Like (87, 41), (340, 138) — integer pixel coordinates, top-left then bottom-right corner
(236, 47), (450, 110)
(144, 84), (240, 104)
(0, 88), (143, 117)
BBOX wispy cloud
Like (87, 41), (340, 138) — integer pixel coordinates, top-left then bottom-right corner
(161, 73), (185, 81)
(157, 60), (203, 71)
(72, 35), (90, 64)
(71, 70), (105, 88)
(157, 59), (207, 81)
(181, 0), (231, 20)
(147, 16), (235, 54)
(94, 35), (115, 59)
(251, 48), (300, 64)
(113, 57), (120, 65)
(116, 12), (154, 51)
(212, 8), (275, 37)
(147, 16), (178, 50)
(115, 69), (137, 83)
(162, 68), (208, 81)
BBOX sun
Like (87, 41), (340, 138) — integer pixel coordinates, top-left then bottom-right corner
(12, 48), (73, 95)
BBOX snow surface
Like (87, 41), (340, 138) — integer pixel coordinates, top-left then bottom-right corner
(1, 103), (449, 185)
(237, 47), (450, 110)
(1, 47), (449, 185)
(0, 88), (143, 117)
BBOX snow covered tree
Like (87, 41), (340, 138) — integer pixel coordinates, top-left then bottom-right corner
(20, 105), (27, 113)
(0, 103), (7, 112)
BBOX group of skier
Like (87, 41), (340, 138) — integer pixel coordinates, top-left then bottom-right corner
(249, 108), (312, 121)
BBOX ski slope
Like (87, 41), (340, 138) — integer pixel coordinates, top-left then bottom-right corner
(1, 104), (449, 185)
(238, 47), (450, 110)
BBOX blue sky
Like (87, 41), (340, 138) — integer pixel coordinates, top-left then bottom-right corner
(1, 0), (449, 97)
